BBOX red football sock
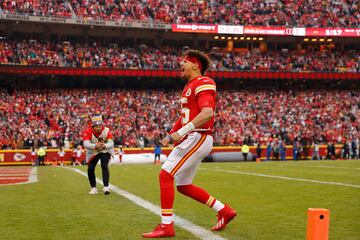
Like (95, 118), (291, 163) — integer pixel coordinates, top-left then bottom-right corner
(177, 184), (216, 207)
(159, 170), (174, 211)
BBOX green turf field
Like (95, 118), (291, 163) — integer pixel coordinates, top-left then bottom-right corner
(0, 160), (359, 240)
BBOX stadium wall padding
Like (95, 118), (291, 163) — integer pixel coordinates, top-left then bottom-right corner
(211, 152), (254, 162)
(0, 66), (359, 80)
(0, 145), (344, 165)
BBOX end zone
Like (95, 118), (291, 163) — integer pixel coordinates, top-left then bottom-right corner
(0, 167), (38, 186)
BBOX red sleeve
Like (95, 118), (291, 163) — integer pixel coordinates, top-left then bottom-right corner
(169, 117), (182, 134)
(197, 91), (215, 109)
(82, 128), (92, 141)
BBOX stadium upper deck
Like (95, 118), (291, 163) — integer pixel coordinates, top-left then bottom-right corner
(0, 39), (359, 72)
(0, 0), (359, 27)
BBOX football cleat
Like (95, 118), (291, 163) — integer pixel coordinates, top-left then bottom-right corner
(142, 222), (175, 238)
(212, 204), (237, 231)
(103, 186), (110, 195)
(89, 187), (98, 195)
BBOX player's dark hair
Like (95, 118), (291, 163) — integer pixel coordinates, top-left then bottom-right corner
(184, 49), (210, 75)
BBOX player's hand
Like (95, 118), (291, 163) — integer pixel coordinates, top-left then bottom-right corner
(99, 142), (106, 150)
(170, 132), (181, 142)
(95, 142), (105, 150)
(160, 135), (171, 146)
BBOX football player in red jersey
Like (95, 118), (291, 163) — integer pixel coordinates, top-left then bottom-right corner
(143, 50), (236, 238)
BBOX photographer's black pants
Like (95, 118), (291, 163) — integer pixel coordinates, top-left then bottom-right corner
(87, 152), (111, 188)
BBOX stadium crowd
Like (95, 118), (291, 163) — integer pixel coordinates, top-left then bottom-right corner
(0, 0), (72, 17)
(0, 89), (359, 150)
(0, 39), (359, 72)
(0, 0), (359, 27)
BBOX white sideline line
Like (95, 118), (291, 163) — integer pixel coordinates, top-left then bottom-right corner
(68, 167), (227, 240)
(271, 163), (360, 170)
(311, 166), (360, 170)
(200, 168), (360, 189)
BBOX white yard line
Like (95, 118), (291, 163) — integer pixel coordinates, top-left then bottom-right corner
(200, 168), (360, 189)
(68, 167), (228, 240)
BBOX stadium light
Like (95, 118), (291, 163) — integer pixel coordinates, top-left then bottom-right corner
(311, 38), (317, 42)
(319, 38), (325, 42)
(327, 39), (333, 42)
(259, 37), (264, 41)
(227, 36), (232, 40)
(252, 37), (257, 40)
(304, 38), (309, 41)
(240, 37), (245, 40)
(214, 36), (219, 39)
(221, 36), (226, 40)
(234, 37), (238, 40)
(246, 37), (251, 40)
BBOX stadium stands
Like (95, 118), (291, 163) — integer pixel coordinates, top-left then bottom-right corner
(0, 39), (359, 72)
(0, 1), (359, 152)
(0, 0), (72, 17)
(0, 89), (359, 149)
(1, 0), (359, 27)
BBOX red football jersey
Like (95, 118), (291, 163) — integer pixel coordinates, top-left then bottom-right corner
(180, 76), (216, 133)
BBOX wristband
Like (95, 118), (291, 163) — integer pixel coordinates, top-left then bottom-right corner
(167, 134), (174, 142)
(177, 122), (195, 137)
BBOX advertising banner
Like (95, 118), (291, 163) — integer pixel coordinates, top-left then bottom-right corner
(0, 145), (345, 165)
(244, 26), (293, 36)
(0, 150), (73, 164)
(1, 13), (170, 30)
(218, 25), (244, 34)
(305, 28), (360, 37)
(172, 24), (218, 33)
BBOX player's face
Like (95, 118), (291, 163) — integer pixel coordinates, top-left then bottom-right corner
(93, 125), (102, 133)
(180, 59), (194, 80)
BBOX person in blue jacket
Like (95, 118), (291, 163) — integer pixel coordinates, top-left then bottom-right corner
(154, 144), (162, 164)
(293, 139), (298, 160)
(280, 140), (286, 161)
(266, 142), (272, 161)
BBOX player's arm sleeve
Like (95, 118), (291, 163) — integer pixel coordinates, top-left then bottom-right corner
(197, 91), (215, 110)
(169, 117), (182, 134)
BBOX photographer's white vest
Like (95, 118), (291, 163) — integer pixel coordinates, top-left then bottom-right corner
(85, 127), (114, 163)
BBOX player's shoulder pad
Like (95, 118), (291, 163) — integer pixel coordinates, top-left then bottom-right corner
(194, 77), (216, 95)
